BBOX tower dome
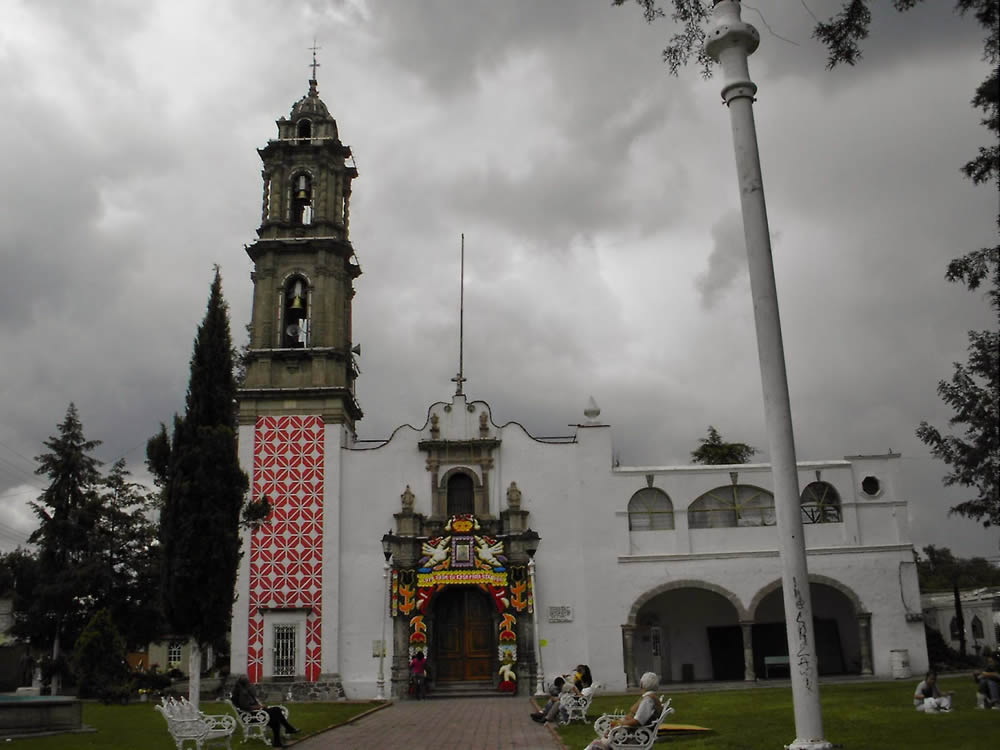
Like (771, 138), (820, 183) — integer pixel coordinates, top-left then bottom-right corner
(291, 79), (331, 120)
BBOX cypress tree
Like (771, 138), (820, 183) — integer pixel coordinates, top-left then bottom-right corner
(153, 267), (248, 705)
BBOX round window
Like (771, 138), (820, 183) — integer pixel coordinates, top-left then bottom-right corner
(861, 476), (881, 497)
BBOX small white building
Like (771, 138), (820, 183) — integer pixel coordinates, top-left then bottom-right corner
(229, 78), (929, 698)
(922, 587), (1000, 657)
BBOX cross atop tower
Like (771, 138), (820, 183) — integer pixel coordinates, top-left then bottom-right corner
(309, 39), (321, 81)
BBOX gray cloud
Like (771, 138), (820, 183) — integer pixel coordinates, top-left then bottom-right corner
(695, 210), (747, 308)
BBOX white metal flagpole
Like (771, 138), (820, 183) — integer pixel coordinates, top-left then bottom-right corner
(704, 3), (832, 749)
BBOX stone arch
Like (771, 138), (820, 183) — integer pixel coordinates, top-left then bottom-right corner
(748, 573), (867, 620)
(438, 465), (483, 490)
(626, 579), (749, 626)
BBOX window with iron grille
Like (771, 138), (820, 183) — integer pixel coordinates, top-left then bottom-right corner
(627, 488), (674, 530)
(688, 484), (775, 529)
(167, 641), (183, 668)
(800, 481), (842, 524)
(273, 624), (297, 678)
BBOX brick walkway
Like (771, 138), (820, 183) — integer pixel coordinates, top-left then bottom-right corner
(292, 697), (564, 750)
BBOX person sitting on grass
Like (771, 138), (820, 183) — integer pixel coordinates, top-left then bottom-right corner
(913, 671), (952, 712)
(974, 655), (1000, 709)
(231, 675), (299, 748)
(585, 671), (665, 750)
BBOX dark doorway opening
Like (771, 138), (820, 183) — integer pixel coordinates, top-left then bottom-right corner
(706, 625), (745, 680)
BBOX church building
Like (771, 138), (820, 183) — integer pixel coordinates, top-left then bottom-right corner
(229, 77), (929, 699)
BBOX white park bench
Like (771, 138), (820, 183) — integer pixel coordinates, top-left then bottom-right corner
(558, 688), (596, 724)
(763, 655), (790, 678)
(591, 698), (674, 750)
(227, 697), (290, 745)
(155, 696), (236, 750)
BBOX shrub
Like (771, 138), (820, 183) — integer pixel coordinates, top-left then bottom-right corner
(72, 609), (130, 702)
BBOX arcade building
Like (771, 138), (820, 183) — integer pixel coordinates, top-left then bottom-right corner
(228, 77), (929, 698)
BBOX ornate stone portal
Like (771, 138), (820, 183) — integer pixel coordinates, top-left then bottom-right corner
(386, 514), (539, 697)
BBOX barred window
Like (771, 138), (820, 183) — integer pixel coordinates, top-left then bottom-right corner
(168, 641), (184, 668)
(627, 488), (674, 531)
(971, 616), (984, 640)
(800, 481), (842, 523)
(688, 485), (775, 529)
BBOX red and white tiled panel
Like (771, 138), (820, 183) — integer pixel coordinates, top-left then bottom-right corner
(247, 415), (325, 682)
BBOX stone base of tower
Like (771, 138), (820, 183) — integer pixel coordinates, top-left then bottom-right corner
(254, 675), (347, 703)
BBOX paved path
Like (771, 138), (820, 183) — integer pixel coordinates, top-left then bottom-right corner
(293, 697), (564, 750)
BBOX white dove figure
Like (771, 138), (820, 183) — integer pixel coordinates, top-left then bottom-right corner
(475, 537), (505, 568)
(421, 538), (450, 568)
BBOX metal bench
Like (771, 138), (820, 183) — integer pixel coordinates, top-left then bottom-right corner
(558, 689), (595, 724)
(764, 655), (790, 678)
(591, 698), (674, 749)
(156, 696), (236, 750)
(227, 698), (290, 745)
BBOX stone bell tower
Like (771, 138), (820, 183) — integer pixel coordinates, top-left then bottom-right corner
(239, 73), (362, 429)
(232, 72), (359, 690)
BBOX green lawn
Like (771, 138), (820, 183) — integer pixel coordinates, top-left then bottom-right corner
(555, 675), (994, 750)
(9, 699), (384, 749)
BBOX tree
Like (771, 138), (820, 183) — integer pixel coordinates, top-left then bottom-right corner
(690, 425), (757, 465)
(915, 545), (1000, 657)
(149, 267), (248, 706)
(93, 459), (163, 650)
(72, 608), (129, 702)
(28, 403), (104, 694)
(617, 0), (999, 526)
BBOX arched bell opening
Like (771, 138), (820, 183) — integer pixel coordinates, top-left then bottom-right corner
(296, 119), (312, 142)
(291, 172), (313, 226)
(282, 275), (309, 348)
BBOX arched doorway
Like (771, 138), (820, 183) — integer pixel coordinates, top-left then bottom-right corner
(751, 581), (861, 676)
(432, 586), (495, 682)
(631, 584), (745, 683)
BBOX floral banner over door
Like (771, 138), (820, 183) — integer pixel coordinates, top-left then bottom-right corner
(391, 515), (533, 693)
(247, 415), (325, 682)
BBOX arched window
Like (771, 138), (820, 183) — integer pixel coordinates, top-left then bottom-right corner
(291, 172), (313, 225)
(282, 276), (308, 348)
(447, 473), (475, 517)
(949, 616), (962, 640)
(971, 616), (984, 640)
(296, 119), (312, 141)
(800, 481), (842, 523)
(627, 488), (674, 530)
(688, 484), (775, 529)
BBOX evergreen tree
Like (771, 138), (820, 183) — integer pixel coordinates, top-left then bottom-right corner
(618, 1), (999, 526)
(28, 403), (104, 694)
(94, 459), (163, 650)
(149, 267), (248, 705)
(691, 425), (757, 465)
(72, 608), (129, 702)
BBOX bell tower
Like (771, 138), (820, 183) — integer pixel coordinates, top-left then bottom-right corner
(239, 74), (362, 430)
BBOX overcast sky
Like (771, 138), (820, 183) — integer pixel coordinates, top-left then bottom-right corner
(0, 0), (996, 558)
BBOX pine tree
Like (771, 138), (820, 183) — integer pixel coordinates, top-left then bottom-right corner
(28, 403), (104, 694)
(691, 425), (757, 465)
(95, 459), (163, 650)
(150, 267), (248, 705)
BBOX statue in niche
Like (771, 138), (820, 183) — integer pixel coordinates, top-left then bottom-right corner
(506, 481), (522, 511)
(400, 485), (415, 513)
(479, 410), (489, 437)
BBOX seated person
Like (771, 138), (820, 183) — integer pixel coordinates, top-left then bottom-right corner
(913, 671), (952, 712)
(585, 671), (665, 750)
(974, 655), (1000, 709)
(575, 664), (594, 695)
(530, 675), (579, 724)
(231, 675), (299, 748)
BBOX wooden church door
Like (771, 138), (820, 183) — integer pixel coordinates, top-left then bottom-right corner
(434, 587), (493, 682)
